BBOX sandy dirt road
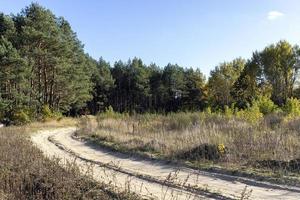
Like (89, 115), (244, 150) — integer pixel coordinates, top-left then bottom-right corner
(31, 127), (300, 200)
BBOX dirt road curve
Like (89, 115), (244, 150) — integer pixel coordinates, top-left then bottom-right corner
(31, 127), (300, 200)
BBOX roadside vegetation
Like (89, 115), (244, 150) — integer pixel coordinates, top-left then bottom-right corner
(76, 99), (300, 186)
(0, 122), (140, 200)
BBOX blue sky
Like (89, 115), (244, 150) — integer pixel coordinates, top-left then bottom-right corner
(1, 0), (300, 76)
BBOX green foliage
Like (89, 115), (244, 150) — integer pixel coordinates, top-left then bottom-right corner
(1, 3), (300, 123)
(236, 103), (263, 123)
(105, 105), (116, 117)
(183, 68), (207, 110)
(284, 97), (300, 117)
(261, 41), (299, 104)
(204, 106), (212, 115)
(110, 58), (151, 113)
(89, 57), (115, 114)
(12, 108), (32, 125)
(253, 95), (277, 115)
(224, 104), (236, 118)
(234, 96), (275, 123)
(0, 3), (96, 122)
(40, 104), (62, 121)
(208, 58), (245, 108)
(231, 55), (263, 109)
(42, 104), (53, 118)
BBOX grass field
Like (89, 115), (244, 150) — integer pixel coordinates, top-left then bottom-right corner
(1, 113), (299, 199)
(0, 120), (140, 200)
(76, 112), (300, 186)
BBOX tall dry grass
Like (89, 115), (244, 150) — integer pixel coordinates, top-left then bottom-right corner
(77, 112), (300, 180)
(0, 125), (140, 200)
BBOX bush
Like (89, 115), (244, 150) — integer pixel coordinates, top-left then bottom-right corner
(236, 103), (263, 123)
(205, 106), (212, 115)
(41, 104), (62, 121)
(42, 104), (53, 119)
(253, 95), (277, 115)
(224, 104), (236, 118)
(11, 108), (33, 125)
(284, 97), (300, 117)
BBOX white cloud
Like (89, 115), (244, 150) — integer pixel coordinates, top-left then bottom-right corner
(267, 11), (284, 20)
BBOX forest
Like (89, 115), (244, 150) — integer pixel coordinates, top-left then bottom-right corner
(1, 3), (300, 124)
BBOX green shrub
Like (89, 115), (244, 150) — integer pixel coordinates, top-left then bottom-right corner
(41, 104), (62, 121)
(200, 106), (220, 120)
(224, 104), (236, 118)
(236, 103), (263, 123)
(42, 104), (53, 119)
(105, 105), (115, 116)
(253, 95), (277, 115)
(234, 96), (272, 123)
(205, 106), (212, 115)
(12, 109), (31, 125)
(284, 97), (300, 117)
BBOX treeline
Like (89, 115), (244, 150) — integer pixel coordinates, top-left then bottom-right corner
(92, 40), (300, 114)
(90, 58), (206, 114)
(1, 3), (300, 124)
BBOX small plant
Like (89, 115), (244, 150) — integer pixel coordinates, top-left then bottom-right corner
(105, 105), (115, 116)
(217, 143), (226, 154)
(238, 186), (253, 200)
(205, 106), (212, 115)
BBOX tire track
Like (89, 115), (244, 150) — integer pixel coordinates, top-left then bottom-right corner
(31, 127), (300, 200)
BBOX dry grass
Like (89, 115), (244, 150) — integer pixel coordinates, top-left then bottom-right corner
(77, 113), (300, 184)
(23, 117), (78, 133)
(0, 122), (140, 200)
